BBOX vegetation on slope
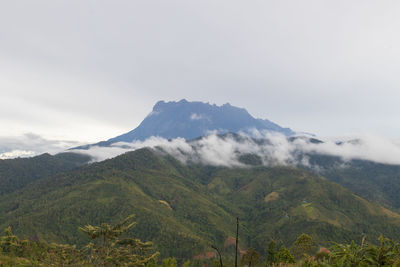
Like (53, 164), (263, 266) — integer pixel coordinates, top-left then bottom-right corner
(0, 152), (90, 196)
(306, 154), (400, 210)
(1, 148), (400, 260)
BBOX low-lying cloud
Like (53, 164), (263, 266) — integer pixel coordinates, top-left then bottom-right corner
(4, 131), (399, 168)
(0, 133), (82, 159)
(71, 132), (400, 167)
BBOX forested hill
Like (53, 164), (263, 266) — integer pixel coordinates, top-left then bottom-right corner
(0, 152), (90, 196)
(1, 148), (400, 259)
(304, 154), (400, 210)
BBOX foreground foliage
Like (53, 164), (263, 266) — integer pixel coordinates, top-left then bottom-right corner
(2, 222), (400, 267)
(0, 214), (158, 266)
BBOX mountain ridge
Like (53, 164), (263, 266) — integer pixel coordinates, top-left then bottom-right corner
(77, 99), (294, 149)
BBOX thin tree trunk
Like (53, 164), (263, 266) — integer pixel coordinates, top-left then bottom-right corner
(235, 217), (239, 267)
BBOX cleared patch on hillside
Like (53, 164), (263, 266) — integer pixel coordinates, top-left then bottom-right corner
(158, 200), (172, 210)
(380, 206), (400, 223)
(264, 191), (279, 203)
(193, 251), (216, 260)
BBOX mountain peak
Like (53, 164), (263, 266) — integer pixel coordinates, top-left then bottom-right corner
(107, 100), (294, 144)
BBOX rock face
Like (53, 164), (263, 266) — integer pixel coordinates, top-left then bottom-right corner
(107, 99), (294, 143)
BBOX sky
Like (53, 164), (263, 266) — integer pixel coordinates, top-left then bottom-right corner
(1, 1), (400, 157)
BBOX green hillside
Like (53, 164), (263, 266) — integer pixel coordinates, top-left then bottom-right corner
(1, 148), (400, 259)
(0, 152), (90, 196)
(304, 154), (400, 210)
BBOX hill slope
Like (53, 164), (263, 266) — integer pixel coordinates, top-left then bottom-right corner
(299, 153), (400, 211)
(1, 148), (400, 259)
(0, 152), (90, 196)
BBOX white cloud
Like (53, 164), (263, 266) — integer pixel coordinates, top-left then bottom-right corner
(296, 134), (400, 166)
(71, 132), (400, 167)
(3, 131), (396, 168)
(190, 113), (208, 121)
(0, 150), (35, 159)
(0, 133), (82, 158)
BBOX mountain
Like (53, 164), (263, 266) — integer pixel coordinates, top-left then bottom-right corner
(85, 99), (294, 148)
(2, 148), (400, 260)
(2, 100), (400, 260)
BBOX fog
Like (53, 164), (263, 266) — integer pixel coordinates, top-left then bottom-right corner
(71, 132), (400, 166)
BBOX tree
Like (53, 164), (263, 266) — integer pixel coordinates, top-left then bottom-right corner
(329, 240), (363, 266)
(276, 245), (296, 264)
(362, 235), (400, 266)
(266, 240), (277, 265)
(0, 226), (85, 266)
(79, 214), (159, 266)
(241, 248), (259, 267)
(161, 257), (177, 267)
(291, 233), (314, 259)
(0, 227), (24, 255)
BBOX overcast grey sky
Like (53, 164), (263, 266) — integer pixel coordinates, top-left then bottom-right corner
(1, 0), (400, 153)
